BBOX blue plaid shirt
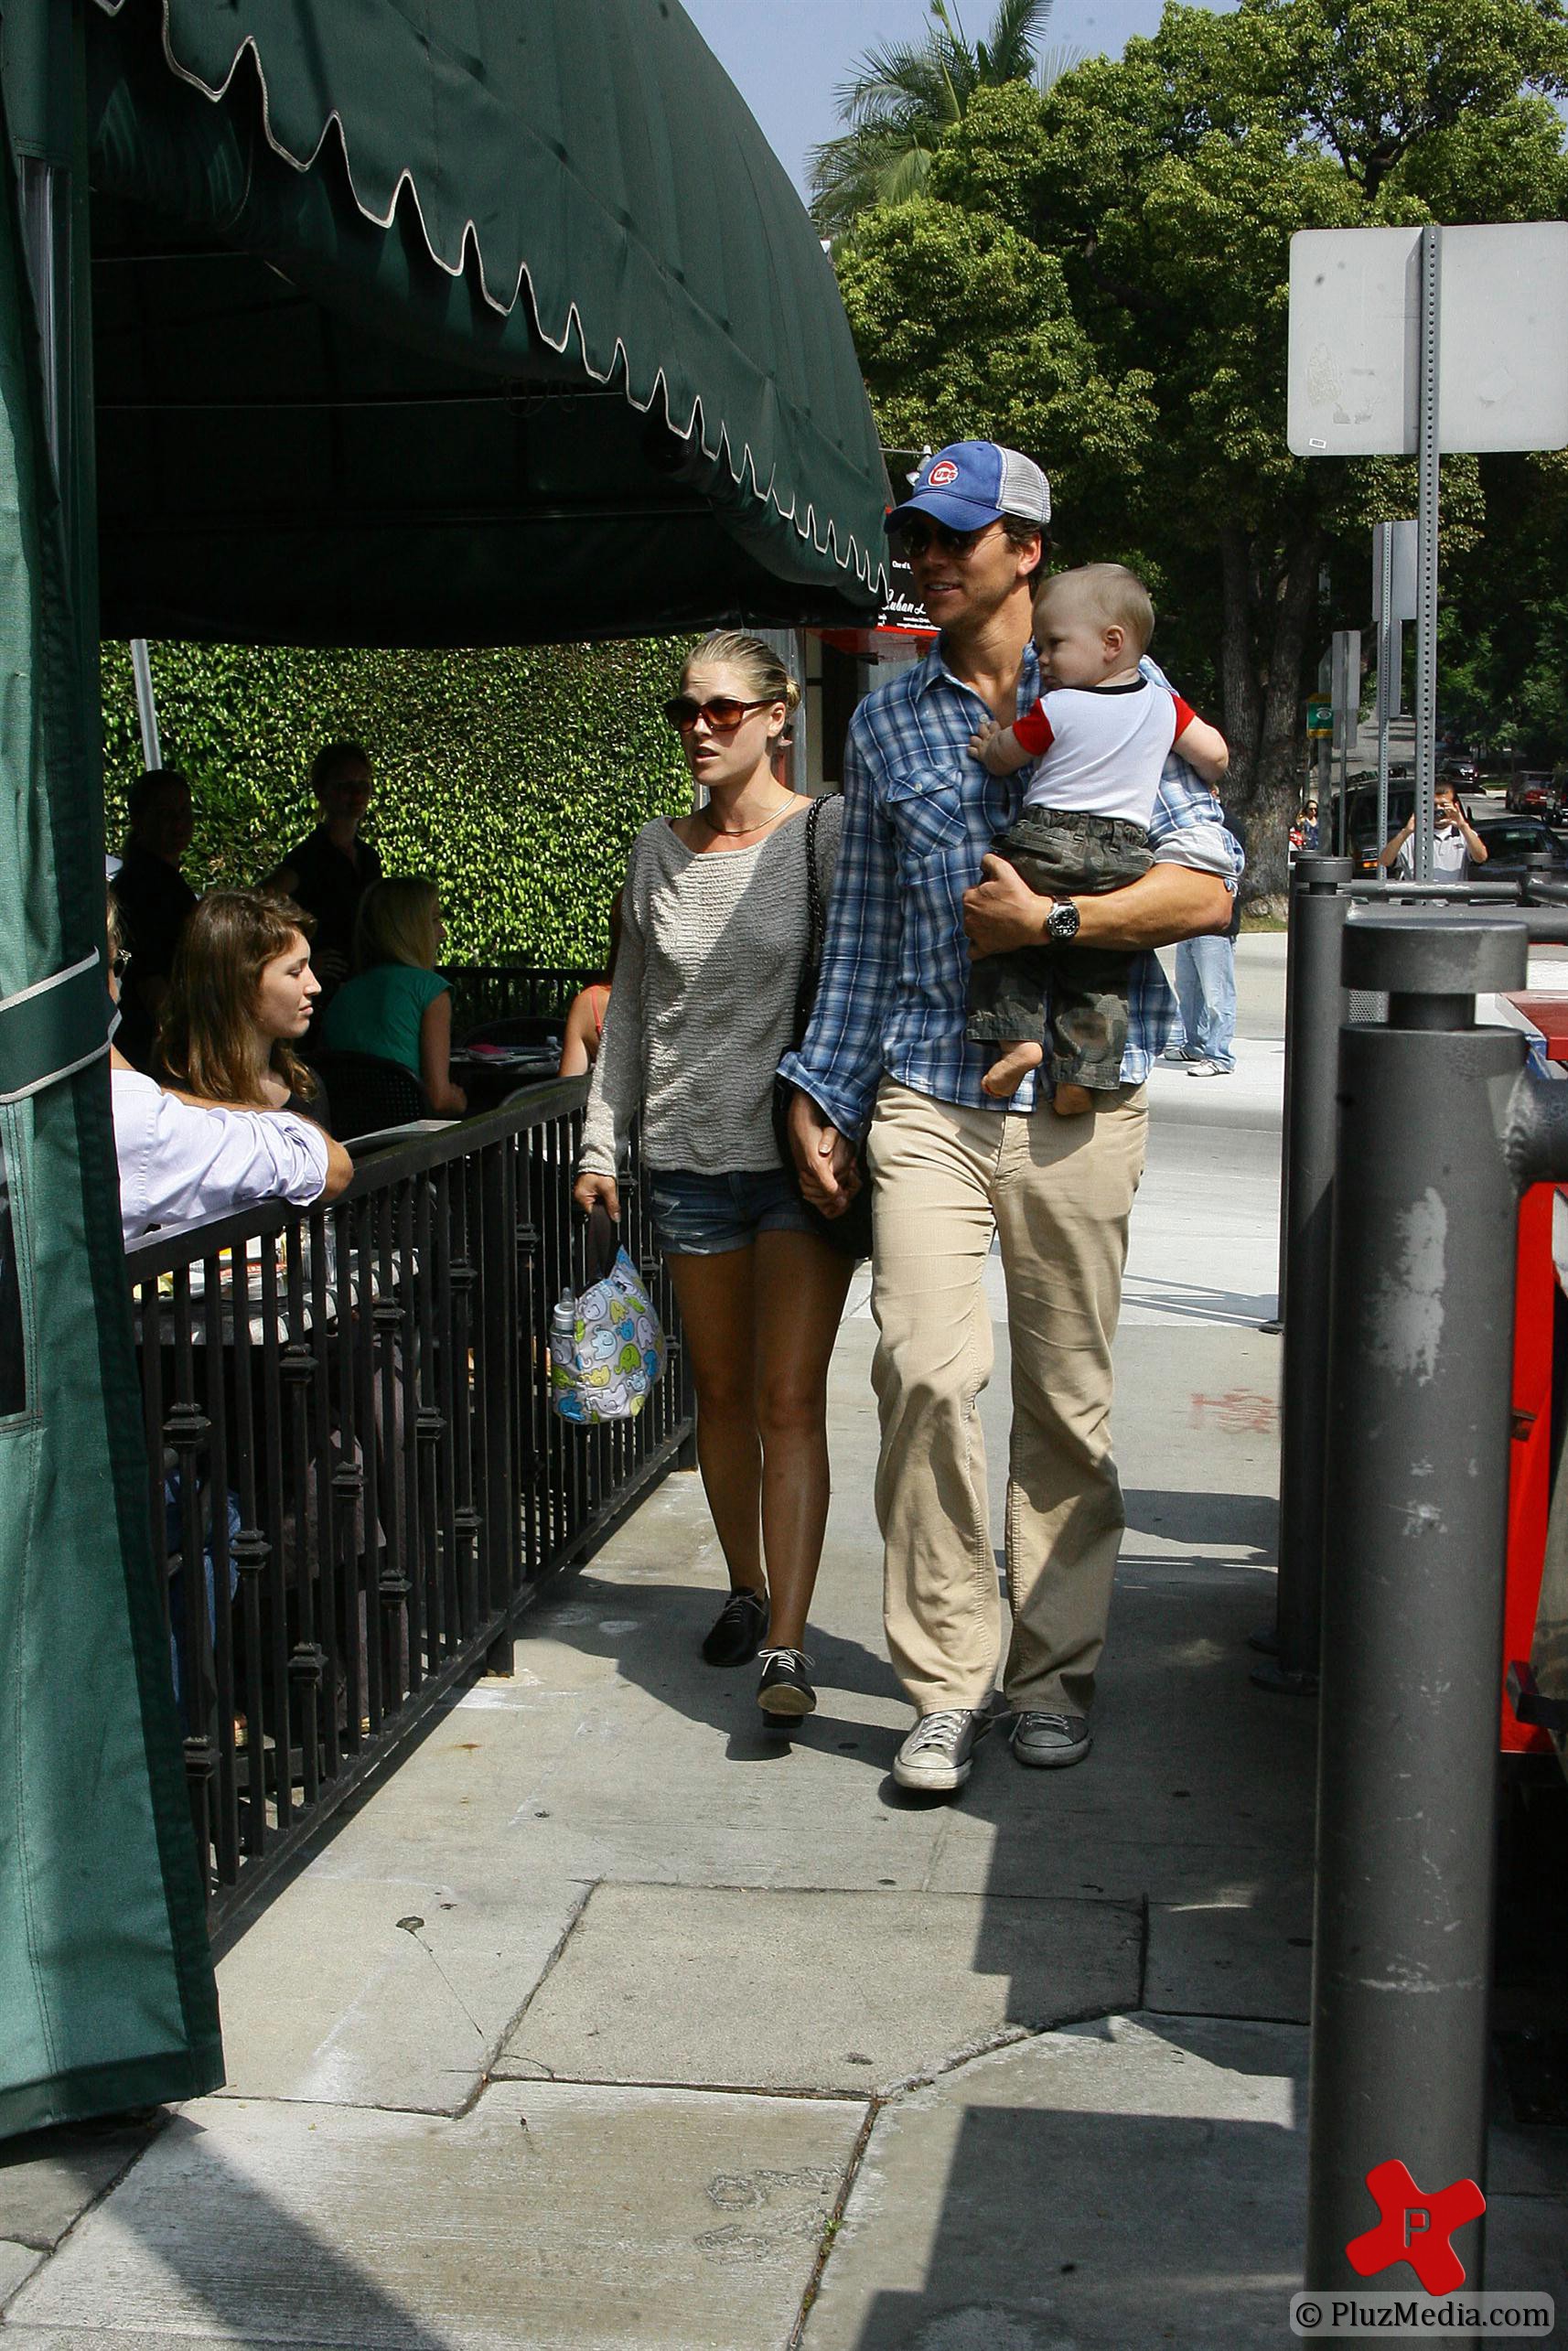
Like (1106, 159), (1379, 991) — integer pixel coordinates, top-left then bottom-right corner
(779, 641), (1243, 1140)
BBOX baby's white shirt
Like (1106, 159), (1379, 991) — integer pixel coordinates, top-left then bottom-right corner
(1015, 678), (1196, 827)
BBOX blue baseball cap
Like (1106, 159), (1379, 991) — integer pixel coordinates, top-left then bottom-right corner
(886, 440), (1052, 536)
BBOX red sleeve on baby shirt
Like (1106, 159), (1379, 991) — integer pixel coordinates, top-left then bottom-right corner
(1170, 693), (1197, 736)
(1011, 700), (1055, 756)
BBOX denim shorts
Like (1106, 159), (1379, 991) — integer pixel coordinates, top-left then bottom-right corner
(647, 1165), (818, 1256)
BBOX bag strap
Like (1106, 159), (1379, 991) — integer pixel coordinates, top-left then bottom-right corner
(584, 1198), (620, 1287)
(803, 792), (829, 963)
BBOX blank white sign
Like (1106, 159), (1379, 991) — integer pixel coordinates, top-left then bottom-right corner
(1288, 223), (1568, 457)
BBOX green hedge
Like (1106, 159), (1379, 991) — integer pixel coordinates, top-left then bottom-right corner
(101, 639), (695, 967)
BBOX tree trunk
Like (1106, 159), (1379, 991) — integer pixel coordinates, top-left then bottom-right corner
(1219, 525), (1262, 786)
(1216, 525), (1321, 897)
(1248, 532), (1323, 896)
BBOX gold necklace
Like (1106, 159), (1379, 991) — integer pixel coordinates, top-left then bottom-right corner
(696, 795), (794, 839)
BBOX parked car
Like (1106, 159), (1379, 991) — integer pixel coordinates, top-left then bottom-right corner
(1505, 770), (1557, 815)
(1440, 756), (1478, 788)
(1466, 814), (1568, 881)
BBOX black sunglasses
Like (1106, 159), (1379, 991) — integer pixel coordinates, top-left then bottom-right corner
(662, 694), (777, 734)
(891, 518), (1002, 560)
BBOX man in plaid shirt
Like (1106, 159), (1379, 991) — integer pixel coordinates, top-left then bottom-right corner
(780, 441), (1241, 1795)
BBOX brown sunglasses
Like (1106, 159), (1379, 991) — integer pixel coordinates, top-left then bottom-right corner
(662, 694), (777, 733)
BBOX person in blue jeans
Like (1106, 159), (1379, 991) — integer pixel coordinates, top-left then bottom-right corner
(1165, 804), (1244, 1076)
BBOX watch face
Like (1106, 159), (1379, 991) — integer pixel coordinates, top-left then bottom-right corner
(1049, 900), (1080, 939)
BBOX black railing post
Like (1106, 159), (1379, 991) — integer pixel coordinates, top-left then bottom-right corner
(123, 1087), (693, 1933)
(1306, 908), (1531, 2312)
(1254, 854), (1352, 1691)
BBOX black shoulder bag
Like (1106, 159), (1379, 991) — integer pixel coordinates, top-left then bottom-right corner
(771, 794), (875, 1262)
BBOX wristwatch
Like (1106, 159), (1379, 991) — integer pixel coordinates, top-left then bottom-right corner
(1046, 897), (1081, 943)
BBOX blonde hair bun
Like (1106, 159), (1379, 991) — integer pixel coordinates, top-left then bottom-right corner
(682, 629), (800, 714)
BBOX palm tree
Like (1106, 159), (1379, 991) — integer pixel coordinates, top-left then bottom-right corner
(809, 0), (1061, 242)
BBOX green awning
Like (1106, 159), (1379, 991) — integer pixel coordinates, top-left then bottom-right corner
(82, 0), (889, 645)
(0, 37), (223, 2135)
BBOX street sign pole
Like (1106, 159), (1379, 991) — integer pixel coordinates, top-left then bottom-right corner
(1330, 629), (1359, 858)
(1375, 525), (1393, 864)
(1414, 225), (1442, 883)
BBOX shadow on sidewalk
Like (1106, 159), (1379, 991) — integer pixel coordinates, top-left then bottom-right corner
(8, 2114), (453, 2346)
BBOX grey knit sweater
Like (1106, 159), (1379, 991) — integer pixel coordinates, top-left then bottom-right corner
(578, 799), (843, 1178)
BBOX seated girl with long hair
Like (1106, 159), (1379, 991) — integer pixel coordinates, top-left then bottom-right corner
(159, 889), (331, 1123)
(113, 893), (350, 1238)
(320, 876), (467, 1115)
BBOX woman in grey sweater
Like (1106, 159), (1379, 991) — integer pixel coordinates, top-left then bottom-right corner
(575, 634), (854, 1725)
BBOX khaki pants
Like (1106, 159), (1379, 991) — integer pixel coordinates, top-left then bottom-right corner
(866, 1078), (1147, 1717)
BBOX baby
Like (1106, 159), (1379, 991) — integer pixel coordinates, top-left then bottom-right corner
(967, 562), (1230, 1112)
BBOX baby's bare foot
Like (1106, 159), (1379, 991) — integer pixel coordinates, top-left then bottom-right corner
(981, 1041), (1044, 1099)
(1051, 1082), (1094, 1117)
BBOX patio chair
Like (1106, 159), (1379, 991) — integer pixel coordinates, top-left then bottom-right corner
(311, 1050), (435, 1143)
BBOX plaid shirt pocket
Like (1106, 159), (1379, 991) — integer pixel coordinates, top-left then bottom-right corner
(883, 769), (973, 887)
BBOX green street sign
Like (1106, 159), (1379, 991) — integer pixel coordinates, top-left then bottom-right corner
(1306, 698), (1333, 739)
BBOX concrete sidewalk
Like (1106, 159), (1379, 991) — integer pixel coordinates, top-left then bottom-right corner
(5, 939), (1564, 2349)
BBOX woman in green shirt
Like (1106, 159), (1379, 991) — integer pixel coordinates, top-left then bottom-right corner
(322, 877), (467, 1114)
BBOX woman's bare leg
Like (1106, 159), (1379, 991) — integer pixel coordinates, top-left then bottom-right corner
(664, 1248), (764, 1594)
(752, 1231), (854, 1649)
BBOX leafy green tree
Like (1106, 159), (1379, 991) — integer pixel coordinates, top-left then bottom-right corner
(1435, 449), (1568, 763)
(810, 0), (1058, 241)
(834, 0), (1568, 886)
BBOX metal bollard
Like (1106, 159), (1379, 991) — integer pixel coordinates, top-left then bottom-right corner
(1305, 908), (1560, 2315)
(1253, 855), (1352, 1691)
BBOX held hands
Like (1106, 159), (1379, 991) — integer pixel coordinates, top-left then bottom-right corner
(787, 1089), (860, 1218)
(572, 1169), (621, 1222)
(968, 718), (1032, 777)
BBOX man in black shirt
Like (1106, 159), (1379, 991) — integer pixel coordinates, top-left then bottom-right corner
(110, 768), (199, 1071)
(268, 741), (383, 988)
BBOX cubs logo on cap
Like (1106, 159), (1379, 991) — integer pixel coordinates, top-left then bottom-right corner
(887, 441), (1051, 536)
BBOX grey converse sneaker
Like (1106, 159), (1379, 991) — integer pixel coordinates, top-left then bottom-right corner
(893, 1708), (988, 1793)
(1011, 1709), (1091, 1768)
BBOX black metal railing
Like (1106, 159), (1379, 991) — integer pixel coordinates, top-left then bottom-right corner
(439, 965), (596, 1035)
(124, 1079), (692, 1939)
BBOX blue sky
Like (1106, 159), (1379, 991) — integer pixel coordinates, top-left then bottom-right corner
(682, 0), (1219, 201)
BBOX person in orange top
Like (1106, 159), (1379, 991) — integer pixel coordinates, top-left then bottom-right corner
(557, 894), (623, 1078)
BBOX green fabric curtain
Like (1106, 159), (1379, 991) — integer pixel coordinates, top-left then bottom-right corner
(0, 30), (222, 2135)
(81, 0), (889, 644)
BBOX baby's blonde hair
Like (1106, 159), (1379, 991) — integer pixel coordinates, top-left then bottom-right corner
(1036, 563), (1155, 658)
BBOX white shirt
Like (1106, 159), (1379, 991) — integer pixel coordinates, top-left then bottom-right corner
(1394, 823), (1467, 880)
(113, 1067), (330, 1242)
(1015, 678), (1196, 826)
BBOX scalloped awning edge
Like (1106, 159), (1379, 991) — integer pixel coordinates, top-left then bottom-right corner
(90, 0), (888, 597)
